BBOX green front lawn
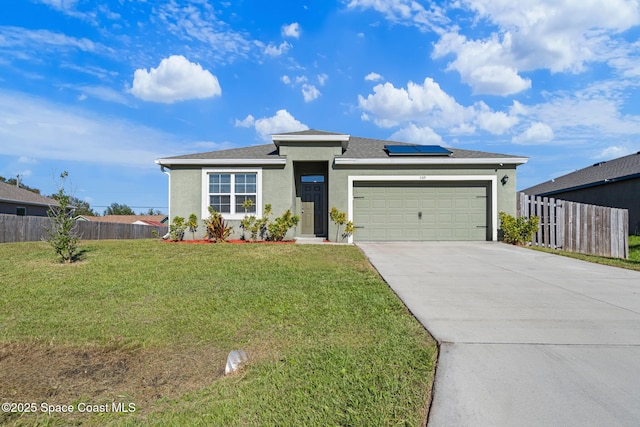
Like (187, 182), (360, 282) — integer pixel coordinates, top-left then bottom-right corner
(528, 235), (640, 271)
(0, 240), (436, 426)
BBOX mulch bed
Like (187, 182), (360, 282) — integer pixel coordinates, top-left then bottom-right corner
(162, 239), (295, 244)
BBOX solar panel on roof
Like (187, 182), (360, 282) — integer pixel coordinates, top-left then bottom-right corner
(384, 145), (452, 156)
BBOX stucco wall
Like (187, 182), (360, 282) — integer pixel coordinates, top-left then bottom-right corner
(168, 165), (293, 239)
(167, 159), (519, 241)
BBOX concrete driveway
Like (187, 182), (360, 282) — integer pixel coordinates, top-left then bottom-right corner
(358, 242), (640, 427)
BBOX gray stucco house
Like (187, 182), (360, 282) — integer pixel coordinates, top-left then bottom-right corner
(523, 151), (640, 235)
(156, 130), (528, 242)
(0, 181), (58, 217)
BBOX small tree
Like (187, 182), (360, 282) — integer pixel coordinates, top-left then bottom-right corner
(241, 202), (271, 242)
(329, 207), (355, 242)
(46, 171), (79, 263)
(186, 213), (198, 240)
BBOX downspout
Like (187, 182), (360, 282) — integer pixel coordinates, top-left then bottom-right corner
(161, 164), (171, 238)
(160, 165), (171, 219)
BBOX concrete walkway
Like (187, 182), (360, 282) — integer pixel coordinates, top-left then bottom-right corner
(358, 242), (640, 427)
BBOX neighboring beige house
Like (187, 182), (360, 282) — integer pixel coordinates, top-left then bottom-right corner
(156, 130), (528, 242)
(0, 181), (58, 217)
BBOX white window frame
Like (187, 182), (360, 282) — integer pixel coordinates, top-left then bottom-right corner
(202, 168), (262, 220)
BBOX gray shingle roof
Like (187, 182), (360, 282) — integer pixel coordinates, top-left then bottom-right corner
(523, 151), (640, 195)
(160, 130), (525, 162)
(0, 181), (58, 207)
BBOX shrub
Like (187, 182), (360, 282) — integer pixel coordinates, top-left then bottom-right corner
(240, 202), (270, 242)
(329, 207), (355, 242)
(169, 216), (187, 241)
(267, 209), (299, 241)
(204, 206), (233, 242)
(46, 171), (79, 263)
(186, 213), (198, 240)
(499, 212), (540, 245)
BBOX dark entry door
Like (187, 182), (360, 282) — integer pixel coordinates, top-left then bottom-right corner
(301, 182), (324, 235)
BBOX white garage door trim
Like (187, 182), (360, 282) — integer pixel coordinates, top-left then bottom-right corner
(347, 175), (498, 243)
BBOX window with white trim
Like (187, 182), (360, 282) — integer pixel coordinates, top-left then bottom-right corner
(207, 172), (257, 215)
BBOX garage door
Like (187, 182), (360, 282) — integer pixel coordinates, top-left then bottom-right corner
(353, 181), (489, 241)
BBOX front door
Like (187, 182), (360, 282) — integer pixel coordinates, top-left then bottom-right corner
(301, 182), (324, 235)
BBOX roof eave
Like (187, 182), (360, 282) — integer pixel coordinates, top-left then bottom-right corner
(335, 157), (529, 166)
(155, 158), (287, 167)
(532, 172), (640, 196)
(0, 197), (58, 207)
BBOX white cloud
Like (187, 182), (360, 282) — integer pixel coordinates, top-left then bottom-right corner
(0, 26), (101, 54)
(302, 84), (321, 102)
(433, 0), (640, 95)
(73, 85), (129, 105)
(357, 78), (473, 128)
(295, 75), (308, 84)
(0, 90), (180, 168)
(36, 0), (79, 9)
(390, 123), (443, 144)
(475, 102), (519, 135)
(282, 22), (301, 38)
(594, 145), (635, 160)
(512, 122), (554, 144)
(154, 1), (254, 64)
(358, 77), (520, 135)
(236, 109), (308, 141)
(265, 41), (291, 57)
(130, 55), (221, 103)
(317, 73), (329, 86)
(346, 0), (449, 32)
(281, 75), (291, 84)
(365, 72), (384, 82)
(234, 115), (255, 128)
(18, 156), (37, 164)
(433, 32), (531, 96)
(515, 91), (640, 139)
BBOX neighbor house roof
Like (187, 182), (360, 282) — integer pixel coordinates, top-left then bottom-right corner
(0, 181), (58, 207)
(156, 130), (527, 166)
(523, 151), (640, 196)
(75, 215), (168, 224)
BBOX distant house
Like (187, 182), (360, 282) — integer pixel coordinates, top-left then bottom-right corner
(75, 214), (168, 226)
(0, 181), (58, 217)
(523, 151), (640, 234)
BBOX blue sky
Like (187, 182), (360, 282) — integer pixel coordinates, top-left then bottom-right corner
(2, 0), (640, 214)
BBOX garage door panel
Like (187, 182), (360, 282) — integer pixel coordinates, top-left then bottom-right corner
(353, 181), (488, 242)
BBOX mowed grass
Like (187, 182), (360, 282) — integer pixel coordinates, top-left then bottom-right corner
(528, 235), (640, 271)
(0, 240), (436, 426)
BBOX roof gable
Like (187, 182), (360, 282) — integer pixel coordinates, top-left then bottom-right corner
(524, 151), (640, 195)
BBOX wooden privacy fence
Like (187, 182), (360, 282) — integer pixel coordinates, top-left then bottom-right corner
(517, 193), (628, 259)
(0, 214), (167, 243)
